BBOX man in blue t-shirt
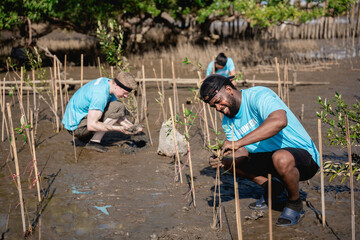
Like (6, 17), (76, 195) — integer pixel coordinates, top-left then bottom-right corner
(199, 74), (319, 227)
(206, 53), (236, 85)
(62, 72), (143, 153)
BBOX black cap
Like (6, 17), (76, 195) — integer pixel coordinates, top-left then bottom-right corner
(199, 74), (234, 103)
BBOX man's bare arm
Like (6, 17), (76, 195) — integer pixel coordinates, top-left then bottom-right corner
(222, 109), (287, 155)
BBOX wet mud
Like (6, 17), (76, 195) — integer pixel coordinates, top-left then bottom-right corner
(0, 57), (359, 239)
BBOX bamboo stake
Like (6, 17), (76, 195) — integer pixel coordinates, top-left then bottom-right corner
(53, 57), (59, 132)
(142, 66), (153, 146)
(202, 102), (211, 145)
(20, 66), (24, 102)
(57, 60), (64, 128)
(98, 57), (102, 77)
(345, 115), (355, 240)
(182, 104), (196, 207)
(206, 104), (216, 131)
(153, 68), (166, 123)
(275, 57), (282, 99)
(301, 104), (304, 121)
(317, 119), (326, 227)
(30, 110), (42, 203)
(80, 54), (84, 87)
(171, 60), (179, 115)
(2, 78), (10, 142)
(26, 87), (29, 121)
(160, 58), (166, 121)
(268, 173), (273, 240)
(6, 102), (26, 234)
(232, 123), (243, 240)
(111, 66), (114, 79)
(32, 70), (36, 113)
(169, 97), (183, 183)
(64, 54), (69, 104)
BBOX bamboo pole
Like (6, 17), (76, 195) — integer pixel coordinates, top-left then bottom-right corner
(207, 104), (215, 131)
(317, 119), (326, 227)
(98, 57), (102, 77)
(141, 65), (153, 146)
(203, 102), (211, 145)
(301, 104), (304, 120)
(20, 67), (24, 102)
(345, 115), (355, 240)
(57, 60), (64, 127)
(268, 173), (273, 240)
(275, 57), (283, 100)
(169, 97), (183, 183)
(53, 57), (59, 132)
(111, 66), (114, 79)
(232, 123), (243, 240)
(171, 60), (180, 116)
(6, 102), (27, 234)
(80, 54), (84, 87)
(2, 78), (10, 142)
(64, 54), (69, 104)
(153, 68), (166, 123)
(182, 104), (196, 207)
(30, 110), (42, 203)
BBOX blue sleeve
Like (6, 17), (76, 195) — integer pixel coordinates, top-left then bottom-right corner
(251, 88), (285, 120)
(206, 61), (214, 76)
(227, 58), (235, 71)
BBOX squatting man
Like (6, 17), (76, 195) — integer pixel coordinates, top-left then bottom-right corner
(199, 74), (320, 227)
(62, 72), (143, 153)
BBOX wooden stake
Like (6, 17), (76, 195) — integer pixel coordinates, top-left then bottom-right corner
(171, 60), (179, 115)
(317, 119), (326, 227)
(169, 97), (183, 183)
(301, 104), (304, 121)
(141, 66), (153, 146)
(57, 60), (64, 128)
(64, 54), (69, 104)
(232, 123), (243, 240)
(160, 59), (166, 120)
(203, 102), (211, 145)
(20, 66), (24, 102)
(2, 78), (10, 142)
(182, 104), (196, 207)
(6, 102), (27, 234)
(30, 110), (42, 203)
(275, 57), (283, 100)
(268, 173), (273, 240)
(345, 115), (355, 240)
(98, 57), (102, 77)
(53, 57), (59, 132)
(80, 54), (84, 87)
(110, 66), (114, 79)
(153, 68), (166, 123)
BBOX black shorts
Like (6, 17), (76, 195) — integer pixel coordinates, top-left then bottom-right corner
(239, 147), (319, 181)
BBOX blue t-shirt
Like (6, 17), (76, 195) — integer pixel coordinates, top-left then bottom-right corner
(206, 57), (235, 77)
(222, 86), (319, 166)
(62, 77), (117, 131)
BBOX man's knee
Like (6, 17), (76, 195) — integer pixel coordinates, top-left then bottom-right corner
(272, 150), (296, 173)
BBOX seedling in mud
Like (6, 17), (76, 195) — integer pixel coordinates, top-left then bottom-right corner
(11, 115), (30, 143)
(317, 92), (360, 182)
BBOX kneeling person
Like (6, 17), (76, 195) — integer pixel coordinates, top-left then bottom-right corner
(200, 74), (319, 227)
(62, 72), (143, 153)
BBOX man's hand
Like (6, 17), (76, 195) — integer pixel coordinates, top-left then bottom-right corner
(120, 124), (143, 135)
(221, 140), (242, 156)
(209, 155), (224, 169)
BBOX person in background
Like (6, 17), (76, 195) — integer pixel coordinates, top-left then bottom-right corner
(62, 72), (143, 153)
(206, 52), (236, 85)
(199, 74), (320, 227)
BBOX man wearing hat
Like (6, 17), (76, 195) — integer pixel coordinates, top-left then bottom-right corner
(200, 74), (319, 227)
(206, 52), (236, 83)
(62, 72), (143, 153)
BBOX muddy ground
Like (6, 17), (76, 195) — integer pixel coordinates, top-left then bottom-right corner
(0, 57), (359, 240)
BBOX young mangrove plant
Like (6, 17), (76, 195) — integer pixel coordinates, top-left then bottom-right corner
(317, 92), (360, 182)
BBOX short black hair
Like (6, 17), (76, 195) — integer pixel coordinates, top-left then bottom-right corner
(199, 74), (236, 103)
(215, 52), (227, 67)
